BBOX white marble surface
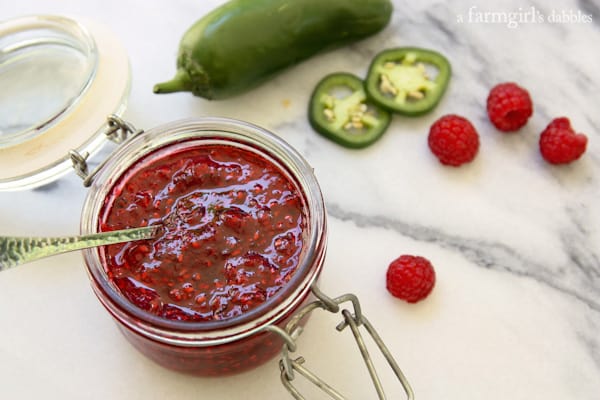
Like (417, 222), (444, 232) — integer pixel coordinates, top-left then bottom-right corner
(1, 0), (599, 399)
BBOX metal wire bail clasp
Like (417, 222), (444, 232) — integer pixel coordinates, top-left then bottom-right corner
(266, 285), (415, 400)
(69, 114), (144, 187)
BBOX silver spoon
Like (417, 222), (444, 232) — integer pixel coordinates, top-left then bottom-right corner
(0, 225), (159, 271)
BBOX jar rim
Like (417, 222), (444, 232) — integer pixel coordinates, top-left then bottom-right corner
(81, 117), (327, 346)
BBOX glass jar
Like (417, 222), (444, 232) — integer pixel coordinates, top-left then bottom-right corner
(0, 15), (129, 191)
(80, 118), (327, 375)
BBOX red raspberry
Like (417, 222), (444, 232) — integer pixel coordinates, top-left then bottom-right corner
(486, 82), (533, 132)
(428, 114), (479, 166)
(539, 117), (588, 164)
(386, 255), (436, 303)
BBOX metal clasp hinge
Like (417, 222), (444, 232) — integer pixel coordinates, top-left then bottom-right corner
(265, 286), (414, 400)
(69, 114), (144, 187)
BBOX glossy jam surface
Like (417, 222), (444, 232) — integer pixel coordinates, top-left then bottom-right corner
(99, 142), (306, 323)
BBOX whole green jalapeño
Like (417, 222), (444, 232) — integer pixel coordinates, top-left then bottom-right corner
(365, 47), (451, 115)
(309, 73), (391, 149)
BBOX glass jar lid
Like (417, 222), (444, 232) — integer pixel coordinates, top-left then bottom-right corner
(0, 15), (130, 191)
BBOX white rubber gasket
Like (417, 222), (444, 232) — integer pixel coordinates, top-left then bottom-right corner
(0, 17), (130, 191)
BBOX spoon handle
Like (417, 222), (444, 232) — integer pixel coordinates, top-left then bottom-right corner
(0, 226), (157, 271)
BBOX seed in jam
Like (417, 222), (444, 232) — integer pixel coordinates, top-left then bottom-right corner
(99, 143), (306, 322)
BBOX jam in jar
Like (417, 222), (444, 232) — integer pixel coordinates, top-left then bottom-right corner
(81, 118), (327, 375)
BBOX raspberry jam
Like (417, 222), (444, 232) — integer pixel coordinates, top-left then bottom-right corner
(99, 144), (306, 322)
(81, 119), (327, 376)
